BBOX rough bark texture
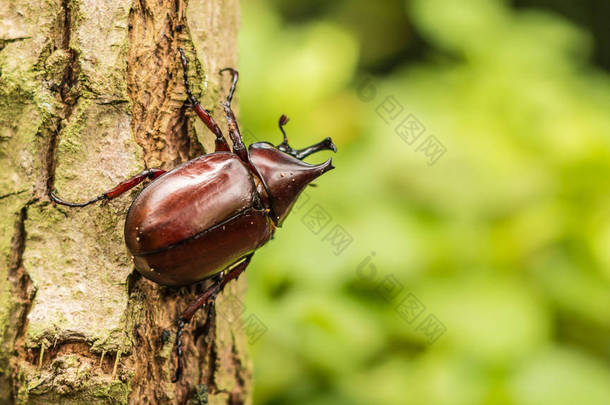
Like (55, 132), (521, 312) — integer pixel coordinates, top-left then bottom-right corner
(0, 0), (251, 403)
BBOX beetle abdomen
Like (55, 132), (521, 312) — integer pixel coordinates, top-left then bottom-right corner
(124, 152), (273, 286)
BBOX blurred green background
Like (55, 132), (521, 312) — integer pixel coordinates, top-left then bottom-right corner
(236, 0), (610, 404)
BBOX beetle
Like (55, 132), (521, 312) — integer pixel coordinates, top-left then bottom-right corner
(49, 48), (336, 381)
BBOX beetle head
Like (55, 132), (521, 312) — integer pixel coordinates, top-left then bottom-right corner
(249, 115), (336, 225)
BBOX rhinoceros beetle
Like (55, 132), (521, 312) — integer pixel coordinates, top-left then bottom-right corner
(49, 48), (336, 381)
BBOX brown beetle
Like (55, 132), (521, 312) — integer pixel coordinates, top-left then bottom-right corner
(49, 49), (336, 381)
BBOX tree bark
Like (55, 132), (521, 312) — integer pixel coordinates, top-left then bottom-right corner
(0, 0), (251, 403)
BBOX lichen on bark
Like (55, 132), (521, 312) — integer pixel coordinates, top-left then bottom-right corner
(1, 0), (251, 403)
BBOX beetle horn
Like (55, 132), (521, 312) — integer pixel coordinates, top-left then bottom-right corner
(275, 115), (337, 160)
(290, 137), (337, 160)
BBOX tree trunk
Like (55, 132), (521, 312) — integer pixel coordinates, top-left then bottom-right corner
(0, 0), (250, 403)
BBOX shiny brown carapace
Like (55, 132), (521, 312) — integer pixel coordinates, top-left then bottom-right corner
(49, 47), (336, 381)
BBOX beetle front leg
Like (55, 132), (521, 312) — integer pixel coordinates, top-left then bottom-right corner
(219, 68), (249, 163)
(50, 168), (166, 207)
(178, 48), (231, 153)
(172, 253), (253, 382)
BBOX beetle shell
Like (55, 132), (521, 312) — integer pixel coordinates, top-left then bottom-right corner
(125, 152), (274, 286)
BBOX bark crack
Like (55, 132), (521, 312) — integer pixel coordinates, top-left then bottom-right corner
(229, 334), (247, 404)
(204, 305), (219, 393)
(45, 0), (80, 198)
(0, 190), (27, 201)
(8, 204), (36, 399)
(8, 206), (31, 299)
(0, 37), (32, 52)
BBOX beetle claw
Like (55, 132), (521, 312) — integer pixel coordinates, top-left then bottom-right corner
(171, 318), (186, 382)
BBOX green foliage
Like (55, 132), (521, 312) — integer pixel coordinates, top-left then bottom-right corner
(239, 0), (610, 404)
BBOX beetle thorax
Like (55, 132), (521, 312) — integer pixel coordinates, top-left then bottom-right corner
(248, 143), (334, 225)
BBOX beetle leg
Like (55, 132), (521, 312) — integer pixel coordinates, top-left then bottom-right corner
(219, 68), (249, 163)
(172, 253), (253, 382)
(49, 168), (166, 207)
(178, 48), (231, 153)
(275, 115), (337, 159)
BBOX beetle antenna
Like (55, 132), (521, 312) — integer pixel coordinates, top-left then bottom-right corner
(278, 114), (291, 147)
(277, 115), (300, 157)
